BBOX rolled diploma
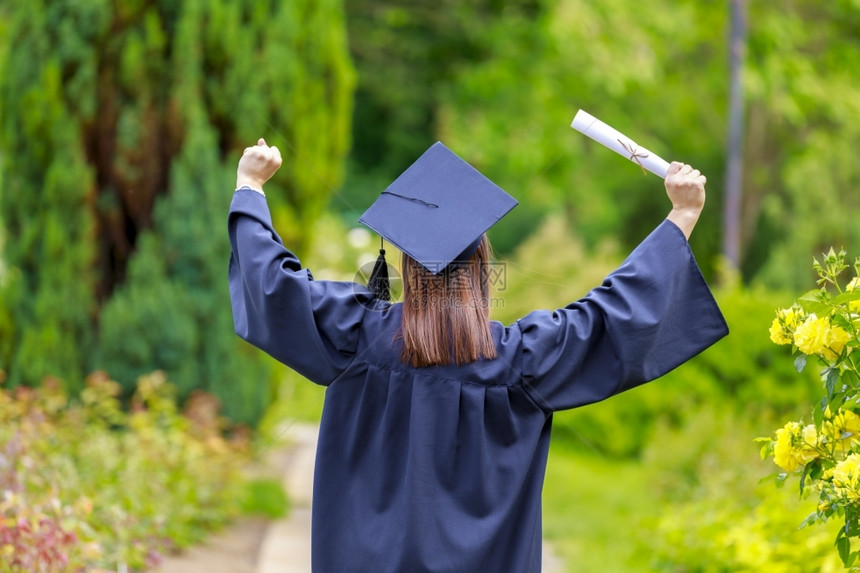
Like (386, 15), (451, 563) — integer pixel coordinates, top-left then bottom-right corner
(571, 110), (670, 179)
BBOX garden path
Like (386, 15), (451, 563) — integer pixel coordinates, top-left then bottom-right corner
(155, 423), (564, 573)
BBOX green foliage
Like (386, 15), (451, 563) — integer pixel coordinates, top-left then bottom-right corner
(744, 3), (860, 287)
(344, 1), (860, 288)
(437, 0), (732, 273)
(542, 442), (659, 572)
(641, 405), (842, 572)
(0, 372), (252, 571)
(240, 478), (289, 519)
(0, 0), (355, 424)
(342, 0), (540, 224)
(344, 0), (730, 264)
(0, 2), (99, 390)
(490, 214), (620, 324)
(543, 403), (844, 572)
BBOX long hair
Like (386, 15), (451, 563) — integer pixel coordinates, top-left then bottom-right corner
(400, 235), (497, 367)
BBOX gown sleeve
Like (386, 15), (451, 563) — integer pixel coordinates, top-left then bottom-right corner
(518, 220), (729, 412)
(227, 189), (369, 385)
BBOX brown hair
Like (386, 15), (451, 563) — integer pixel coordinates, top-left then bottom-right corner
(399, 236), (497, 367)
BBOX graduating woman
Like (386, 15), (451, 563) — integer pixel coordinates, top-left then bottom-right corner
(228, 138), (728, 573)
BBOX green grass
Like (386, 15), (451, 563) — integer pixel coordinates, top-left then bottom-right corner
(258, 368), (326, 444)
(240, 478), (289, 519)
(542, 440), (659, 573)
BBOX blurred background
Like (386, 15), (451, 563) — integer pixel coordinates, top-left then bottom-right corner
(1, 0), (858, 571)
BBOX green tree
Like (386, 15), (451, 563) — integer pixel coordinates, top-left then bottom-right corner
(0, 1), (100, 388)
(342, 0), (728, 257)
(741, 1), (860, 287)
(344, 1), (860, 286)
(0, 0), (354, 424)
(436, 0), (729, 262)
(441, 0), (860, 285)
(342, 0), (540, 220)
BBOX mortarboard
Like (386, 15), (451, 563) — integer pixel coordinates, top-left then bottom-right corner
(359, 142), (518, 299)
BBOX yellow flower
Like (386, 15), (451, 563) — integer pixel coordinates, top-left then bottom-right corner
(801, 424), (820, 457)
(828, 325), (851, 359)
(830, 454), (860, 502)
(769, 318), (790, 345)
(769, 307), (803, 345)
(847, 277), (860, 312)
(793, 314), (849, 360)
(823, 408), (860, 449)
(773, 421), (818, 472)
(773, 426), (798, 471)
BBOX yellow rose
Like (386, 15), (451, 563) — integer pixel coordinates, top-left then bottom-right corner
(830, 454), (860, 501)
(769, 307), (803, 345)
(773, 426), (798, 472)
(769, 318), (789, 345)
(824, 408), (860, 449)
(794, 314), (849, 360)
(784, 307), (803, 328)
(794, 314), (828, 355)
(827, 325), (850, 360)
(773, 421), (816, 472)
(801, 424), (820, 459)
(847, 277), (860, 312)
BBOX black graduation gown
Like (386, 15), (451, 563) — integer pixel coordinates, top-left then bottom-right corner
(227, 189), (728, 573)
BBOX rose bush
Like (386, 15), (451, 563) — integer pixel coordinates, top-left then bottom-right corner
(762, 248), (860, 568)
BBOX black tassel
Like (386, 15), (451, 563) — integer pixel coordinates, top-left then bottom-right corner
(368, 240), (390, 301)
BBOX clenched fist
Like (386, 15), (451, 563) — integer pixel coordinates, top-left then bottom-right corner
(664, 161), (707, 240)
(236, 138), (282, 192)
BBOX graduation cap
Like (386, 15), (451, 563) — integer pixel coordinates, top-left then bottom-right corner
(359, 142), (518, 300)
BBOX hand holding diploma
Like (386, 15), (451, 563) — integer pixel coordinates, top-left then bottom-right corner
(571, 110), (670, 178)
(570, 110), (705, 239)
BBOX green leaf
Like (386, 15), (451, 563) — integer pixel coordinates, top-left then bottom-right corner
(833, 290), (860, 305)
(829, 393), (846, 417)
(758, 472), (784, 485)
(798, 289), (832, 316)
(831, 312), (853, 330)
(845, 512), (860, 537)
(799, 463), (810, 493)
(815, 401), (825, 426)
(755, 437), (774, 460)
(795, 353), (808, 373)
(799, 460), (822, 495)
(799, 511), (818, 530)
(798, 288), (828, 302)
(826, 367), (840, 401)
(837, 534), (850, 566)
(843, 396), (860, 414)
(843, 372), (860, 394)
(808, 460), (823, 482)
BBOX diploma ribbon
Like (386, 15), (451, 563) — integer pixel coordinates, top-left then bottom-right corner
(617, 139), (649, 176)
